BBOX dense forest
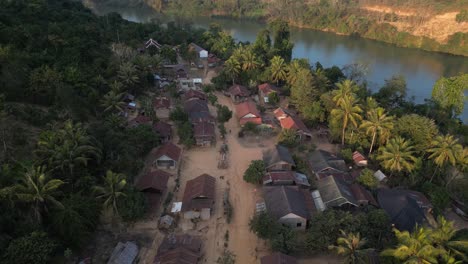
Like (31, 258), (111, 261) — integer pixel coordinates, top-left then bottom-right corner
(92, 0), (468, 56)
(0, 0), (206, 262)
(0, 0), (467, 263)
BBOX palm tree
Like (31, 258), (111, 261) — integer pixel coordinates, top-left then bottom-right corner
(101, 90), (126, 114)
(427, 134), (463, 182)
(360, 107), (394, 155)
(286, 60), (303, 86)
(331, 95), (363, 145)
(377, 136), (417, 176)
(93, 170), (127, 217)
(14, 167), (64, 223)
(431, 216), (468, 261)
(241, 48), (261, 72)
(382, 227), (441, 264)
(118, 62), (139, 88)
(109, 80), (124, 93)
(333, 79), (359, 107)
(314, 68), (331, 92)
(36, 121), (101, 180)
(269, 56), (287, 85)
(329, 230), (371, 264)
(224, 57), (241, 85)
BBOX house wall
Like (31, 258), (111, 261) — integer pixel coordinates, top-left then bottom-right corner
(279, 213), (307, 230)
(195, 136), (214, 147)
(199, 50), (208, 58)
(183, 210), (201, 219)
(183, 208), (211, 220)
(154, 155), (176, 169)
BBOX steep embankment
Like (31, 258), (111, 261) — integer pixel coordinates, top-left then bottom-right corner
(361, 5), (468, 43)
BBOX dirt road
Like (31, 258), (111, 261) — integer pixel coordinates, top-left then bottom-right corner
(169, 92), (273, 263)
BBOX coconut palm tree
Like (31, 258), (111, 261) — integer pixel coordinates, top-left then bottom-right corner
(109, 80), (124, 93)
(101, 90), (126, 114)
(331, 95), (363, 145)
(36, 121), (101, 180)
(286, 60), (303, 86)
(14, 166), (64, 224)
(241, 48), (261, 72)
(93, 170), (127, 217)
(118, 62), (139, 88)
(431, 216), (468, 261)
(377, 136), (417, 176)
(382, 227), (441, 264)
(427, 134), (463, 181)
(224, 57), (241, 85)
(329, 230), (371, 264)
(269, 56), (287, 85)
(360, 107), (394, 155)
(333, 79), (359, 107)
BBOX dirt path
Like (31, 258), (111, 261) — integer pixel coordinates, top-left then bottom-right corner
(218, 94), (272, 263)
(166, 91), (273, 264)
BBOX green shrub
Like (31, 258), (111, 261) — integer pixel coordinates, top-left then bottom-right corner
(2, 232), (57, 264)
(278, 128), (299, 148)
(118, 187), (148, 221)
(243, 160), (265, 184)
(340, 148), (353, 163)
(422, 182), (450, 214)
(456, 10), (468, 22)
(357, 168), (378, 189)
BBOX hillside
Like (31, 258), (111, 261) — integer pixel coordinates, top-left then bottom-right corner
(92, 0), (468, 56)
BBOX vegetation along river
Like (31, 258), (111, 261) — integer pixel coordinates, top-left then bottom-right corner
(88, 4), (468, 121)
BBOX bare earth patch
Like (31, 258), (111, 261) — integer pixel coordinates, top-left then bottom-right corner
(361, 5), (468, 43)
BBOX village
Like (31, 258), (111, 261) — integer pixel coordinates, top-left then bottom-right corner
(97, 38), (468, 264)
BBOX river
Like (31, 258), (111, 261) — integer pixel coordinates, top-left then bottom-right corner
(87, 3), (468, 121)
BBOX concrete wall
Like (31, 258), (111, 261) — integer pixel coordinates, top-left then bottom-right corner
(279, 213), (307, 230)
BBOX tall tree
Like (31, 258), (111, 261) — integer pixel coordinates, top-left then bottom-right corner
(428, 134), (463, 170)
(377, 136), (417, 176)
(332, 79), (359, 107)
(118, 62), (139, 88)
(427, 134), (463, 182)
(93, 170), (127, 217)
(224, 57), (241, 84)
(360, 107), (394, 155)
(270, 20), (294, 62)
(331, 95), (363, 145)
(431, 216), (468, 261)
(14, 167), (64, 224)
(382, 227), (441, 264)
(241, 47), (261, 72)
(101, 90), (125, 114)
(36, 121), (101, 180)
(286, 59), (305, 86)
(329, 230), (371, 264)
(253, 29), (271, 64)
(269, 56), (287, 85)
(431, 74), (468, 117)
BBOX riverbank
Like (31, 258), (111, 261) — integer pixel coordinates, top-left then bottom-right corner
(182, 11), (468, 57)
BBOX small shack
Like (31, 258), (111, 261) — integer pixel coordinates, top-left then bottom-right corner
(374, 170), (387, 182)
(352, 151), (368, 166)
